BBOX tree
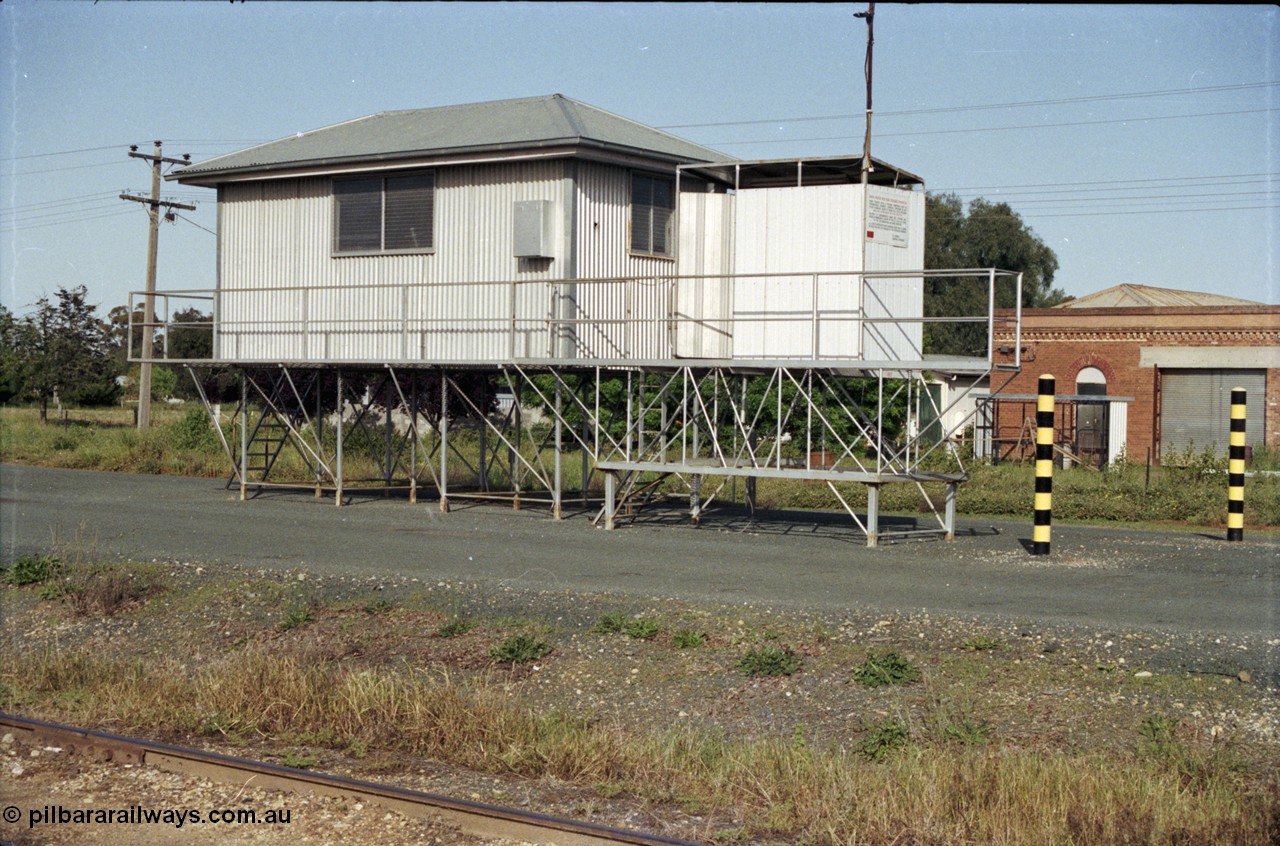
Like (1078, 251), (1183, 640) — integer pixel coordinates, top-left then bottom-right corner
(924, 193), (1065, 356)
(166, 307), (213, 361)
(23, 287), (121, 422)
(0, 305), (35, 404)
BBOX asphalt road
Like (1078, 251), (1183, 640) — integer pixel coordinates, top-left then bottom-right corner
(2, 463), (1275, 640)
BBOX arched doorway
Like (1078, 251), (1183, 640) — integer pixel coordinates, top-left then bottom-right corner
(1075, 367), (1108, 466)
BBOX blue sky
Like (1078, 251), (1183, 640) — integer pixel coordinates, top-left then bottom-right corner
(2, 2), (1276, 316)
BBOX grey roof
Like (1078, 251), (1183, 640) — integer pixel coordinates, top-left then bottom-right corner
(173, 94), (733, 183)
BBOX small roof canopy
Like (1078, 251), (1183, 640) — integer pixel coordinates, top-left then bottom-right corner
(682, 156), (924, 189)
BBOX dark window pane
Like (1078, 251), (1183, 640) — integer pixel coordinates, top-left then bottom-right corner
(384, 174), (434, 250)
(630, 174), (651, 253)
(630, 173), (673, 255)
(335, 178), (382, 252)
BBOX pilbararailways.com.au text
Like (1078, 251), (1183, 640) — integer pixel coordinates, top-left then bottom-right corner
(8, 804), (293, 829)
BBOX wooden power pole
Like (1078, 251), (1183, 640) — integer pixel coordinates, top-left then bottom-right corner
(121, 141), (194, 429)
(854, 2), (875, 185)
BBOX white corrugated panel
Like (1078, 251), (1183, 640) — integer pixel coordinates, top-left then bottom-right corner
(731, 185), (862, 359)
(1107, 400), (1128, 465)
(861, 186), (925, 364)
(573, 162), (677, 359)
(675, 192), (734, 358)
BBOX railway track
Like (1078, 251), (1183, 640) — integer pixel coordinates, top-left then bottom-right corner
(0, 713), (703, 846)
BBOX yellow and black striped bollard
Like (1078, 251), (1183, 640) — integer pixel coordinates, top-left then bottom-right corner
(1227, 387), (1246, 542)
(1033, 375), (1054, 556)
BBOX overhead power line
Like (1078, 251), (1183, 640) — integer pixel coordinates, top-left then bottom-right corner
(708, 107), (1276, 147)
(1021, 204), (1280, 220)
(934, 171), (1278, 193)
(0, 140), (260, 163)
(659, 80), (1279, 129)
(0, 207), (137, 234)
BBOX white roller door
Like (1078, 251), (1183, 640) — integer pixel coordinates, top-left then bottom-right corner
(1160, 369), (1265, 458)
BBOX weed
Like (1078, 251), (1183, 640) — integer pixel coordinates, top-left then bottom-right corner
(859, 718), (911, 761)
(280, 749), (318, 769)
(436, 618), (476, 638)
(924, 692), (991, 747)
(963, 636), (1000, 652)
(5, 555), (62, 586)
(364, 597), (394, 616)
(853, 652), (921, 687)
(589, 611), (628, 634)
(278, 607), (315, 632)
(594, 782), (625, 799)
(737, 644), (802, 677)
(672, 629), (706, 650)
(590, 611), (660, 640)
(37, 583), (66, 601)
(490, 633), (550, 664)
(67, 567), (166, 617)
(623, 618), (661, 640)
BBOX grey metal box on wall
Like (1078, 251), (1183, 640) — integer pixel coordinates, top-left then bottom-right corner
(513, 200), (554, 258)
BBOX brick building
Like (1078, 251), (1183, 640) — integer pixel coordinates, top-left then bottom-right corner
(990, 284), (1279, 464)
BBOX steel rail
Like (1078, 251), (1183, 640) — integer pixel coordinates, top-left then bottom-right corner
(0, 713), (702, 846)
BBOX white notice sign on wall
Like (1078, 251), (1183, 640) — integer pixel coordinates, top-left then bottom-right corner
(865, 187), (909, 248)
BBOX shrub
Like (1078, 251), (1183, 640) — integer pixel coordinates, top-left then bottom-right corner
(167, 406), (220, 451)
(5, 555), (62, 586)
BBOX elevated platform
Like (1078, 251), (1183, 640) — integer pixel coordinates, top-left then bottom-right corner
(136, 268), (1023, 547)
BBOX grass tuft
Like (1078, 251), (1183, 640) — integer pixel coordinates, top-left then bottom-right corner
(737, 644), (802, 677)
(436, 618), (476, 638)
(853, 652), (921, 687)
(672, 629), (706, 650)
(490, 634), (550, 664)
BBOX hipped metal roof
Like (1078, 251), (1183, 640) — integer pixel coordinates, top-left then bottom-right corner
(171, 94), (734, 184)
(1057, 283), (1263, 308)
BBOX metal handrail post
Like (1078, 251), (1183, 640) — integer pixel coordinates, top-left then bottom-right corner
(509, 279), (517, 360)
(811, 273), (819, 359)
(987, 268), (996, 366)
(1015, 271), (1024, 369)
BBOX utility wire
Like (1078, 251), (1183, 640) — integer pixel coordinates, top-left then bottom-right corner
(708, 107), (1276, 146)
(174, 213), (216, 236)
(1021, 204), (1280, 219)
(659, 80), (1279, 129)
(0, 140), (261, 163)
(0, 207), (137, 234)
(935, 172), (1278, 194)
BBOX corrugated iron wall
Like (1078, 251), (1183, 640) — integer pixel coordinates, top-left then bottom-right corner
(218, 161), (570, 362)
(573, 162), (675, 359)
